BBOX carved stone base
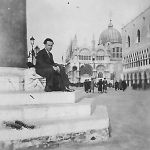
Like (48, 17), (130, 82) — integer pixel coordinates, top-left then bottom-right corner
(0, 67), (24, 92)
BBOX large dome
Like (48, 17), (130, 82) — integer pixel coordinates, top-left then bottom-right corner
(99, 20), (122, 45)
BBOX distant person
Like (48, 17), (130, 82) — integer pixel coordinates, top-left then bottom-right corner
(102, 78), (107, 93)
(87, 79), (91, 93)
(35, 38), (74, 92)
(91, 78), (95, 93)
(84, 79), (89, 93)
(118, 79), (122, 90)
(122, 80), (127, 91)
(97, 79), (103, 93)
(114, 80), (119, 91)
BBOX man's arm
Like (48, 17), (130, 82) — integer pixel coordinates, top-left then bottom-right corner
(36, 52), (51, 68)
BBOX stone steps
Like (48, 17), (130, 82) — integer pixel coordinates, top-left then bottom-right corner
(0, 91), (110, 149)
(0, 105), (109, 141)
(0, 90), (85, 106)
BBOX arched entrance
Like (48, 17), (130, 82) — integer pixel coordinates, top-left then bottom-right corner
(96, 65), (105, 79)
(79, 64), (92, 76)
(98, 72), (103, 78)
(79, 64), (92, 82)
(96, 65), (105, 72)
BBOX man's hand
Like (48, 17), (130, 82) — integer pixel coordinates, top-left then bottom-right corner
(53, 66), (60, 73)
(56, 66), (60, 72)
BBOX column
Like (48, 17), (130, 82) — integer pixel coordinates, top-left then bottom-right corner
(0, 0), (27, 91)
(0, 0), (27, 67)
(132, 72), (135, 84)
(147, 71), (150, 84)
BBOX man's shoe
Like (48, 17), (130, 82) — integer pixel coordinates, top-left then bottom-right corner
(44, 86), (52, 92)
(64, 87), (75, 92)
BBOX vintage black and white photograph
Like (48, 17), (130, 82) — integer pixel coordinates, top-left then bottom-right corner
(0, 0), (150, 149)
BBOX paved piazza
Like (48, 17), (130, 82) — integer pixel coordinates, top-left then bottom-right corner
(55, 87), (150, 150)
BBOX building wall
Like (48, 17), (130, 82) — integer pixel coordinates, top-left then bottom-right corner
(122, 6), (150, 87)
(0, 0), (27, 68)
(122, 7), (150, 52)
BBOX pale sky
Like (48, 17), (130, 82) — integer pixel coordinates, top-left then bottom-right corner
(27, 0), (150, 63)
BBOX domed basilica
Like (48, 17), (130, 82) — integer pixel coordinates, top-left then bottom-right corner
(65, 20), (123, 84)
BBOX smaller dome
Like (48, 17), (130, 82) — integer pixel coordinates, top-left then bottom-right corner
(99, 20), (122, 45)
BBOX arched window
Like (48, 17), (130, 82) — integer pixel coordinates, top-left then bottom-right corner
(128, 36), (130, 47)
(137, 29), (140, 43)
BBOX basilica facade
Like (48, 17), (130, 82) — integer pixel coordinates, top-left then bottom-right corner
(65, 21), (123, 84)
(122, 6), (150, 88)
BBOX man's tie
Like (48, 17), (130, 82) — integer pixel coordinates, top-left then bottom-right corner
(47, 51), (52, 58)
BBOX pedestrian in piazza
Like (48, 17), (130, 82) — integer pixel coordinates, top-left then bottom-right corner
(102, 78), (107, 93)
(97, 79), (103, 93)
(122, 80), (127, 91)
(90, 78), (95, 93)
(87, 79), (91, 92)
(115, 80), (119, 91)
(118, 79), (122, 90)
(84, 79), (88, 93)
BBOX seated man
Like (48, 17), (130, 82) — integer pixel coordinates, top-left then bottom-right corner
(35, 38), (74, 92)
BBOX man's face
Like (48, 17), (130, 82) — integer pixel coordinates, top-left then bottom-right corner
(45, 41), (53, 52)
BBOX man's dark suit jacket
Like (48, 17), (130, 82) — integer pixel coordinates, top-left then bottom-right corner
(35, 49), (55, 70)
(35, 48), (68, 90)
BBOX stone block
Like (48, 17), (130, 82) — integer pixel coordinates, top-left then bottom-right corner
(24, 68), (45, 92)
(0, 67), (25, 92)
(0, 76), (23, 92)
